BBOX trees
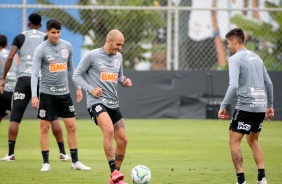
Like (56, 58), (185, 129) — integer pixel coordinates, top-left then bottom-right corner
(35, 0), (164, 69)
(230, 1), (282, 70)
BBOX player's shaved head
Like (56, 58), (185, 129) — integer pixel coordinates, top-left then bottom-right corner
(106, 29), (124, 41)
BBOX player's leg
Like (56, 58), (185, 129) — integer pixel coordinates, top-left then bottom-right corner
(229, 109), (250, 184)
(51, 119), (70, 161)
(37, 93), (56, 171)
(1, 77), (31, 161)
(113, 118), (128, 171)
(246, 113), (267, 184)
(59, 94), (90, 170)
(0, 91), (12, 123)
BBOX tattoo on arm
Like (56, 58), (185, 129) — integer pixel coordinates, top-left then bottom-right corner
(231, 149), (243, 172)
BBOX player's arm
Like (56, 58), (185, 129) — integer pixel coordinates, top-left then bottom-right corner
(30, 46), (43, 109)
(73, 52), (95, 93)
(117, 55), (132, 87)
(218, 58), (239, 119)
(262, 64), (274, 122)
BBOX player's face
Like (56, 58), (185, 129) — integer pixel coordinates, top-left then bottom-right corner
(227, 38), (236, 54)
(46, 28), (61, 44)
(109, 36), (124, 55)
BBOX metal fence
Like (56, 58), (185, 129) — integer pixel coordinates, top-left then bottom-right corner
(0, 0), (282, 71)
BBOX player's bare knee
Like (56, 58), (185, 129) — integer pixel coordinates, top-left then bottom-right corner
(40, 125), (50, 135)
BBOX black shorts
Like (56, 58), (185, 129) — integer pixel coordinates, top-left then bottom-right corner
(87, 104), (123, 125)
(10, 76), (32, 123)
(229, 109), (265, 134)
(38, 93), (75, 121)
(0, 91), (13, 117)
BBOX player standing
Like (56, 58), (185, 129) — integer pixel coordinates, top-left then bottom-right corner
(0, 13), (70, 161)
(31, 19), (91, 171)
(218, 28), (274, 184)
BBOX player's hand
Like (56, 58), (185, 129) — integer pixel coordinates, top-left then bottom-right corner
(76, 88), (83, 102)
(31, 97), (39, 109)
(91, 87), (103, 98)
(123, 76), (132, 87)
(265, 108), (274, 123)
(0, 79), (5, 94)
(218, 108), (226, 120)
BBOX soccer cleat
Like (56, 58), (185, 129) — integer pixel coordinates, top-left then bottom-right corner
(71, 161), (91, 171)
(257, 178), (267, 184)
(60, 153), (71, 161)
(108, 178), (128, 184)
(111, 170), (124, 181)
(40, 163), (51, 171)
(0, 154), (15, 161)
(236, 182), (246, 184)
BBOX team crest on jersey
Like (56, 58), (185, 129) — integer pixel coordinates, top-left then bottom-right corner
(61, 49), (69, 58)
(39, 109), (46, 118)
(113, 59), (120, 68)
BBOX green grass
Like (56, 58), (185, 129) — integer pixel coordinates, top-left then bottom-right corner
(0, 119), (281, 184)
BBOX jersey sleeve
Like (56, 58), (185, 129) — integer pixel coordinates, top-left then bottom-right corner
(262, 65), (274, 108)
(73, 52), (95, 94)
(12, 34), (25, 49)
(220, 57), (239, 109)
(31, 45), (43, 97)
(118, 54), (125, 86)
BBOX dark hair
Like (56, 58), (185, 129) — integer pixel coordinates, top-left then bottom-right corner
(46, 19), (61, 30)
(28, 13), (42, 25)
(0, 34), (7, 47)
(225, 28), (245, 44)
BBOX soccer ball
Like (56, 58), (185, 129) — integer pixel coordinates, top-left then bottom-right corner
(131, 165), (151, 184)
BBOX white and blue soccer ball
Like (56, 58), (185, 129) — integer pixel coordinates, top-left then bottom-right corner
(131, 165), (151, 184)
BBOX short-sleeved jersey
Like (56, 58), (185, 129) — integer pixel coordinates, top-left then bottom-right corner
(0, 49), (19, 92)
(220, 48), (273, 112)
(73, 48), (125, 109)
(12, 29), (47, 77)
(31, 39), (79, 97)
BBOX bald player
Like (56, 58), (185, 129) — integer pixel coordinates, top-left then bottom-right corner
(73, 29), (132, 184)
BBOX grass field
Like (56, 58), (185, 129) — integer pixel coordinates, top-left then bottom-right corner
(0, 119), (281, 184)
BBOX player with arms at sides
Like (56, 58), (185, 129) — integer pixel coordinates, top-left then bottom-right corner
(0, 13), (70, 162)
(31, 19), (91, 172)
(218, 28), (274, 184)
(0, 34), (19, 123)
(73, 29), (132, 184)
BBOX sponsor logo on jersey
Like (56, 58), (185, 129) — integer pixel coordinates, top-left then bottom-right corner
(237, 121), (251, 131)
(102, 98), (118, 105)
(49, 62), (67, 72)
(100, 72), (118, 82)
(39, 109), (46, 118)
(50, 87), (67, 92)
(95, 105), (102, 112)
(69, 105), (75, 112)
(113, 59), (120, 68)
(61, 49), (69, 59)
(47, 55), (56, 61)
(13, 92), (25, 100)
(28, 33), (41, 38)
(99, 62), (107, 69)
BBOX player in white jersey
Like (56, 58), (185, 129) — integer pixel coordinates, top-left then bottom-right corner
(73, 29), (132, 184)
(218, 28), (274, 184)
(0, 13), (70, 162)
(0, 34), (19, 122)
(31, 19), (91, 172)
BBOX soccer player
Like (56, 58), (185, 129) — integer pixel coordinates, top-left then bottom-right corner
(0, 13), (70, 161)
(31, 19), (91, 172)
(218, 28), (274, 184)
(0, 34), (19, 123)
(73, 29), (132, 184)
